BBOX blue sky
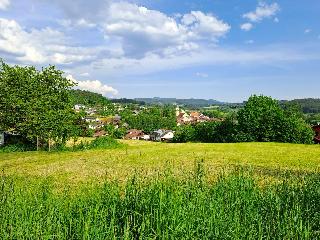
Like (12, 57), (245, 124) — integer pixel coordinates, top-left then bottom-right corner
(0, 0), (319, 102)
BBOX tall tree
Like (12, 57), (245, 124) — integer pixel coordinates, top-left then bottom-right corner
(0, 60), (77, 148)
(237, 95), (313, 144)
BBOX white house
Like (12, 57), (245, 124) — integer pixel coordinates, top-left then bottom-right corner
(161, 131), (174, 141)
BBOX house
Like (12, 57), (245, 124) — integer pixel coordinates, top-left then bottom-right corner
(93, 130), (107, 138)
(141, 134), (150, 141)
(177, 112), (192, 126)
(313, 125), (320, 144)
(150, 129), (174, 142)
(161, 131), (174, 142)
(74, 104), (86, 111)
(125, 129), (145, 140)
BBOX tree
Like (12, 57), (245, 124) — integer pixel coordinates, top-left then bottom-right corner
(237, 95), (313, 144)
(0, 60), (77, 149)
(173, 125), (196, 143)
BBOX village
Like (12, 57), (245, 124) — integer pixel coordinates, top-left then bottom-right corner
(76, 104), (223, 142)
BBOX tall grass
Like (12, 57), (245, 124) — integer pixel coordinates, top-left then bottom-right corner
(0, 167), (319, 239)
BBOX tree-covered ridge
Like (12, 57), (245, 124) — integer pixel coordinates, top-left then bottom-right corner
(70, 89), (110, 106)
(135, 97), (223, 108)
(282, 98), (320, 113)
(111, 98), (145, 105)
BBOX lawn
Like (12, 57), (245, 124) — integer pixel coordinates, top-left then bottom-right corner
(0, 141), (319, 185)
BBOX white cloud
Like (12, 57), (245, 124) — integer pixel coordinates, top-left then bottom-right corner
(196, 72), (208, 78)
(181, 11), (231, 40)
(0, 0), (9, 10)
(0, 18), (115, 65)
(240, 23), (253, 31)
(58, 18), (96, 28)
(100, 2), (229, 58)
(243, 2), (280, 22)
(66, 74), (118, 96)
(304, 29), (312, 34)
(274, 17), (279, 23)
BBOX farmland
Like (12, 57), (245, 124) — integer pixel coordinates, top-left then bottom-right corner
(1, 141), (320, 239)
(1, 141), (320, 185)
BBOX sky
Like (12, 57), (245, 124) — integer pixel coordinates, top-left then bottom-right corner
(0, 0), (319, 102)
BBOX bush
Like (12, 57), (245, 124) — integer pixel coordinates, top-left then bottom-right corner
(72, 137), (123, 151)
(0, 143), (35, 153)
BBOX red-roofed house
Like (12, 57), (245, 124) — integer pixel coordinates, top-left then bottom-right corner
(313, 125), (320, 144)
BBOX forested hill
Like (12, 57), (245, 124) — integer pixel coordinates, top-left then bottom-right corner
(70, 89), (110, 106)
(282, 98), (320, 113)
(134, 97), (224, 107)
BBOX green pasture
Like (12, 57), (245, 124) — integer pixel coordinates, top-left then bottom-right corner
(0, 141), (319, 185)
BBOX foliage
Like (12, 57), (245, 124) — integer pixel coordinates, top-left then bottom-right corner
(305, 113), (320, 125)
(0, 170), (319, 239)
(79, 136), (122, 150)
(53, 136), (123, 152)
(104, 124), (126, 139)
(0, 60), (77, 146)
(135, 97), (223, 108)
(173, 124), (196, 142)
(70, 89), (110, 107)
(121, 106), (176, 133)
(238, 95), (313, 144)
(111, 98), (145, 105)
(202, 109), (227, 118)
(282, 98), (320, 113)
(174, 118), (239, 143)
(0, 143), (34, 153)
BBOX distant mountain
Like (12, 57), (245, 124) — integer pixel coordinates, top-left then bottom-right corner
(134, 97), (224, 107)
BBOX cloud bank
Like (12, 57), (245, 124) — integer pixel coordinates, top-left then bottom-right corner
(66, 74), (118, 96)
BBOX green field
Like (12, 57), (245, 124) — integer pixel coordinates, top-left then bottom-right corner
(1, 141), (320, 239)
(0, 141), (319, 184)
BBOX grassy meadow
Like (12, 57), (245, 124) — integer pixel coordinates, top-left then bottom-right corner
(1, 140), (320, 184)
(0, 141), (320, 239)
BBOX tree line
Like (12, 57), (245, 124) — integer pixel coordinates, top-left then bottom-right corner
(174, 95), (314, 144)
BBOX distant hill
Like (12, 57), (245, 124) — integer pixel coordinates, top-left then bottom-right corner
(111, 98), (145, 105)
(281, 98), (320, 113)
(70, 89), (110, 106)
(134, 97), (224, 108)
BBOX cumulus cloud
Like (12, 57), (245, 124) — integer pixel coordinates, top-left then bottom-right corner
(0, 18), (115, 65)
(0, 0), (9, 10)
(102, 3), (230, 58)
(181, 11), (231, 40)
(240, 23), (253, 31)
(66, 74), (118, 96)
(243, 2), (280, 22)
(50, 1), (230, 59)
